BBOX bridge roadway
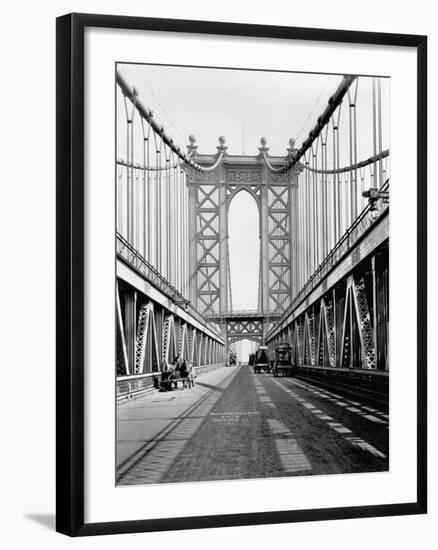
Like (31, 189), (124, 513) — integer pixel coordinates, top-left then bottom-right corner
(117, 364), (388, 485)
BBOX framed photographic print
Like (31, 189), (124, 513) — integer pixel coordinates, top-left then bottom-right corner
(56, 13), (427, 536)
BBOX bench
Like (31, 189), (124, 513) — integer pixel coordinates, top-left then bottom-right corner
(159, 371), (195, 392)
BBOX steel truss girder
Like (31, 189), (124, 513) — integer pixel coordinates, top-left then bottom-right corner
(162, 313), (177, 368)
(268, 261), (380, 370)
(340, 275), (376, 369)
(316, 298), (336, 368)
(134, 301), (160, 374)
(323, 295), (337, 367)
(178, 322), (191, 362)
(267, 185), (291, 312)
(194, 184), (221, 315)
(304, 308), (316, 365)
(116, 278), (225, 378)
(294, 319), (304, 364)
(226, 317), (264, 346)
(316, 299), (328, 367)
(228, 335), (263, 345)
(116, 284), (129, 376)
(198, 332), (204, 365)
(189, 327), (197, 364)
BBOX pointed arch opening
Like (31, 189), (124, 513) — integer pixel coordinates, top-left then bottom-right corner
(227, 190), (260, 311)
(230, 338), (258, 364)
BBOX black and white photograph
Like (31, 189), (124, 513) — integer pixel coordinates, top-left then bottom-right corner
(115, 63), (390, 486)
(0, 0), (432, 545)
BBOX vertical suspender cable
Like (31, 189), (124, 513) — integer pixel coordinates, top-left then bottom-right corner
(304, 155), (310, 282)
(307, 153), (312, 279)
(162, 146), (167, 279)
(331, 116), (338, 245)
(312, 139), (320, 268)
(332, 103), (342, 243)
(336, 105), (342, 238)
(141, 118), (146, 258)
(152, 131), (158, 268)
(130, 98), (136, 246)
(117, 165), (123, 234)
(124, 97), (131, 243)
(176, 156), (180, 293)
(372, 78), (378, 192)
(320, 132), (325, 260)
(179, 157), (183, 295)
(154, 133), (162, 273)
(177, 160), (181, 294)
(301, 175), (305, 289)
(140, 117), (150, 261)
(311, 145), (317, 270)
(146, 123), (151, 263)
(134, 168), (140, 251)
(158, 136), (163, 274)
(171, 150), (176, 289)
(323, 125), (329, 258)
(311, 146), (316, 271)
(377, 78), (383, 189)
(170, 151), (175, 289)
(184, 167), (187, 297)
(296, 178), (300, 294)
(183, 166), (188, 298)
(178, 164), (182, 296)
(359, 166), (366, 211)
(123, 94), (135, 244)
(296, 178), (300, 293)
(165, 145), (170, 281)
(347, 92), (353, 229)
(299, 176), (303, 290)
(348, 80), (359, 223)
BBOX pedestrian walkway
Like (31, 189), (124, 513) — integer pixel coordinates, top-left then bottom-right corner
(117, 364), (239, 484)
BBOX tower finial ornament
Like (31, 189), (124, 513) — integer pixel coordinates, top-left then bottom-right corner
(287, 137), (297, 156)
(258, 136), (269, 156)
(217, 135), (228, 155)
(187, 134), (198, 155)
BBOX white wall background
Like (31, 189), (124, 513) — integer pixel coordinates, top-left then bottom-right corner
(0, 0), (435, 547)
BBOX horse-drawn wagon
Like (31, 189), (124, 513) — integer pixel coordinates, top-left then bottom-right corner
(273, 342), (295, 377)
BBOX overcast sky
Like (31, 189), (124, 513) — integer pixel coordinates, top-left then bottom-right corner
(119, 64), (344, 156)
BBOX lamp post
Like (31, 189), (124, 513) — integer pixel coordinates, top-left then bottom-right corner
(362, 187), (389, 221)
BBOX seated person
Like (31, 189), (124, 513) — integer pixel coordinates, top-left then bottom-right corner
(160, 367), (177, 391)
(180, 360), (194, 389)
(168, 367), (177, 390)
(174, 354), (183, 374)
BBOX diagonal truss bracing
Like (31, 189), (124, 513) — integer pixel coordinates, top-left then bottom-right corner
(267, 184), (292, 312)
(134, 302), (160, 374)
(194, 183), (221, 315)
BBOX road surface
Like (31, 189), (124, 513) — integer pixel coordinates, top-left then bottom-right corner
(117, 365), (388, 485)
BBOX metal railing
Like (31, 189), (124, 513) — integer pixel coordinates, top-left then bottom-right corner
(205, 310), (282, 319)
(117, 232), (187, 303)
(116, 233), (223, 340)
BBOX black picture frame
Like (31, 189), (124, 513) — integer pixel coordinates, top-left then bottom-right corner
(56, 12), (427, 537)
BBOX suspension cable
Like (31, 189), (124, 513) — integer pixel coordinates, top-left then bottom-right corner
(303, 149), (389, 175)
(117, 69), (224, 173)
(261, 75), (357, 174)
